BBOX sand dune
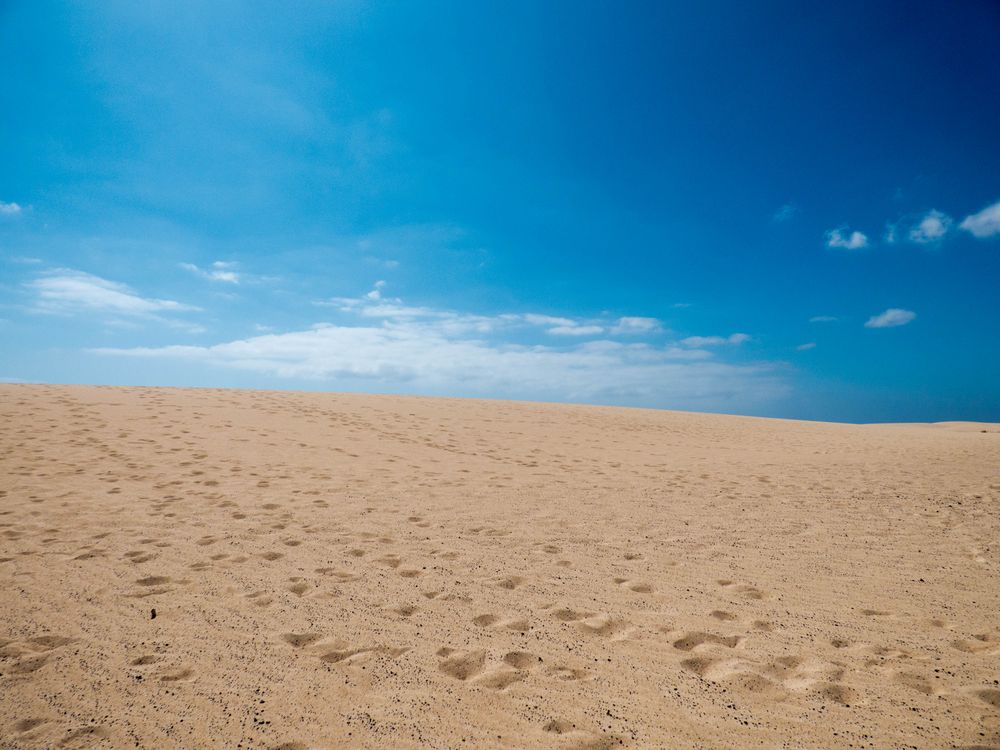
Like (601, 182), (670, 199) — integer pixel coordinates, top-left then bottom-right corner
(1, 384), (998, 748)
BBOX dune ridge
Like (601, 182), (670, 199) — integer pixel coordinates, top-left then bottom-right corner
(1, 384), (998, 748)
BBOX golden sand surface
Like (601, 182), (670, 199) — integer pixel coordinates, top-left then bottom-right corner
(1, 384), (998, 749)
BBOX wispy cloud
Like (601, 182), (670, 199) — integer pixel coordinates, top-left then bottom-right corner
(796, 342), (816, 351)
(959, 199), (1000, 239)
(826, 228), (869, 250)
(180, 260), (241, 283)
(29, 270), (197, 316)
(319, 285), (667, 340)
(610, 316), (662, 335)
(90, 287), (785, 411)
(0, 201), (22, 216)
(809, 315), (837, 323)
(92, 329), (783, 410)
(680, 333), (750, 347)
(864, 308), (916, 329)
(548, 324), (605, 336)
(908, 210), (952, 244)
(772, 204), (797, 223)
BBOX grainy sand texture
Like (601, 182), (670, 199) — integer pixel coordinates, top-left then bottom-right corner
(1, 384), (999, 749)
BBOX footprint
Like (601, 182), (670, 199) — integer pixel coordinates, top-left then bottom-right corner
(551, 607), (593, 622)
(577, 613), (633, 640)
(615, 578), (653, 594)
(541, 720), (622, 749)
(12, 654), (50, 673)
(59, 725), (111, 748)
(671, 631), (740, 651)
(438, 649), (487, 681)
(287, 581), (310, 596)
(160, 667), (195, 682)
(977, 689), (1000, 709)
(717, 579), (767, 600)
(952, 634), (1000, 655)
(545, 665), (591, 681)
(14, 718), (46, 733)
(497, 575), (524, 590)
(282, 632), (322, 648)
(314, 568), (359, 582)
(320, 644), (407, 666)
(503, 651), (542, 669)
(710, 610), (737, 621)
(136, 575), (171, 586)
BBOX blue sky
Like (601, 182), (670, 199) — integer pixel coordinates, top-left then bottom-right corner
(2, 1), (999, 422)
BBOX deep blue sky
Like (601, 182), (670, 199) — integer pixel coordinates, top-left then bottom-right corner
(2, 1), (999, 422)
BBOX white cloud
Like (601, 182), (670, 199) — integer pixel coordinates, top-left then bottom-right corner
(548, 324), (604, 336)
(0, 201), (22, 216)
(908, 210), (952, 244)
(809, 315), (837, 323)
(29, 270), (198, 317)
(773, 204), (797, 222)
(363, 279), (387, 300)
(796, 342), (816, 351)
(864, 308), (916, 329)
(680, 333), (750, 347)
(959, 200), (1000, 239)
(826, 227), (869, 250)
(319, 294), (661, 340)
(93, 326), (785, 411)
(884, 223), (898, 244)
(610, 316), (662, 335)
(180, 260), (241, 283)
(88, 286), (787, 411)
(519, 313), (575, 328)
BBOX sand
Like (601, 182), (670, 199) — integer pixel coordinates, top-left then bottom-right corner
(1, 384), (998, 749)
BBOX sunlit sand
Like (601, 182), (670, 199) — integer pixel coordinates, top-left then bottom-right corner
(1, 385), (998, 748)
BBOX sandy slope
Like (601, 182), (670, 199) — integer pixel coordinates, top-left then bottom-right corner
(1, 384), (998, 749)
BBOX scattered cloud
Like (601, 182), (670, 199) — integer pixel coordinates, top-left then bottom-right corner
(809, 315), (837, 323)
(772, 204), (797, 223)
(959, 199), (1000, 239)
(796, 342), (816, 351)
(365, 280), (387, 300)
(548, 324), (605, 336)
(28, 269), (198, 317)
(826, 227), (869, 250)
(180, 260), (241, 283)
(680, 333), (750, 347)
(884, 223), (898, 244)
(92, 330), (783, 411)
(864, 308), (916, 329)
(319, 288), (667, 340)
(908, 210), (952, 244)
(0, 201), (22, 216)
(89, 285), (785, 410)
(610, 316), (662, 335)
